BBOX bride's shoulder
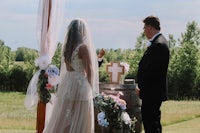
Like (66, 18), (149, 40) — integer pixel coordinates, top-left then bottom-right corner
(80, 43), (89, 49)
(79, 43), (87, 48)
(78, 44), (88, 51)
(78, 44), (89, 57)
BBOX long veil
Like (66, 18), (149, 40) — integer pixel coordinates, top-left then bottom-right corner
(60, 18), (99, 98)
(42, 18), (99, 133)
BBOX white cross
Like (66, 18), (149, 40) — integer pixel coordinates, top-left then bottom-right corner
(106, 62), (124, 84)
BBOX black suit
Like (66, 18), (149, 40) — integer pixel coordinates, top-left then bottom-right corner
(137, 34), (169, 133)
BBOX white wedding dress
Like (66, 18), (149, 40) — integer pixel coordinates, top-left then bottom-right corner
(43, 44), (94, 133)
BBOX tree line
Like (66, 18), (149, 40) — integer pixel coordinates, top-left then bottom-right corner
(0, 21), (199, 100)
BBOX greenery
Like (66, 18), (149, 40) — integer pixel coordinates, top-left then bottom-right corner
(161, 100), (200, 126)
(0, 92), (36, 131)
(162, 117), (200, 133)
(0, 92), (200, 133)
(37, 64), (59, 103)
(37, 70), (51, 103)
(168, 21), (200, 99)
(0, 21), (200, 100)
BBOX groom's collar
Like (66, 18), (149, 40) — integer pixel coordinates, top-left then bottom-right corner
(147, 33), (161, 47)
(149, 32), (161, 42)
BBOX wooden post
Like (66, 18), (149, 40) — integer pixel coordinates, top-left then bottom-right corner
(36, 101), (46, 133)
(36, 1), (51, 133)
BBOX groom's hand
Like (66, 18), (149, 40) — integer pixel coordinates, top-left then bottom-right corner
(135, 87), (140, 96)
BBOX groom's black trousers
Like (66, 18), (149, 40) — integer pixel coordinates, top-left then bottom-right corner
(141, 99), (162, 133)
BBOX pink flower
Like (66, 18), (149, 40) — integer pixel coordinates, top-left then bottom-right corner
(117, 98), (126, 106)
(108, 94), (127, 106)
(108, 94), (118, 101)
(46, 83), (52, 90)
(120, 62), (130, 74)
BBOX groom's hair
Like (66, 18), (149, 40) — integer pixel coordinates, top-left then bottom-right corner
(143, 16), (160, 30)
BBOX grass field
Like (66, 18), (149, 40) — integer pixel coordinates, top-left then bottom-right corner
(0, 92), (200, 133)
(162, 117), (200, 133)
(0, 92), (36, 131)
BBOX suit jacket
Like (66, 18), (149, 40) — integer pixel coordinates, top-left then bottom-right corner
(137, 34), (169, 101)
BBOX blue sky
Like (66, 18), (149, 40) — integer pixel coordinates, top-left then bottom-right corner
(0, 0), (200, 50)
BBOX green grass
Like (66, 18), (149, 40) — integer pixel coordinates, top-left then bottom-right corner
(0, 92), (200, 133)
(161, 100), (200, 126)
(163, 117), (200, 133)
(0, 92), (36, 130)
(160, 100), (200, 133)
(0, 130), (35, 133)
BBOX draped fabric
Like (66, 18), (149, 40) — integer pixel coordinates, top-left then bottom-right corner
(24, 1), (64, 132)
(24, 0), (64, 113)
(37, 0), (63, 59)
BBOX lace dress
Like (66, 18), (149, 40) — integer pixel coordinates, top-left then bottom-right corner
(43, 45), (94, 133)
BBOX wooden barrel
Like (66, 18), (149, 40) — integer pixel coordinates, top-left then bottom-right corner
(95, 83), (142, 133)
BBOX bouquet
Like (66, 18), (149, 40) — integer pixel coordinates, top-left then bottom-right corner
(119, 62), (130, 84)
(94, 92), (136, 132)
(120, 62), (130, 74)
(37, 65), (59, 103)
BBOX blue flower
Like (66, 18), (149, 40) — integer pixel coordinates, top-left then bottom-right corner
(97, 112), (109, 127)
(46, 65), (59, 77)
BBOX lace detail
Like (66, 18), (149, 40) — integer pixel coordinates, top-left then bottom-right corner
(70, 44), (84, 72)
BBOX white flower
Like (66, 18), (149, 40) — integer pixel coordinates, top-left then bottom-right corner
(121, 112), (132, 125)
(117, 91), (124, 97)
(120, 62), (130, 73)
(35, 55), (51, 69)
(48, 76), (60, 86)
(118, 102), (126, 110)
(44, 65), (60, 86)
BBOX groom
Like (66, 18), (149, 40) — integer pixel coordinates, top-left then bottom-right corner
(136, 16), (169, 133)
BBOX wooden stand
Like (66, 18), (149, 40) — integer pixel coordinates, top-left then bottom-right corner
(36, 101), (46, 133)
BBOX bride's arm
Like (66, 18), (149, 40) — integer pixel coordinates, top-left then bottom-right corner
(78, 44), (93, 85)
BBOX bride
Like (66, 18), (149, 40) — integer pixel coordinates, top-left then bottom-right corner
(43, 18), (99, 133)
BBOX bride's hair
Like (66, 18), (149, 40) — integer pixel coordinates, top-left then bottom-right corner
(63, 19), (86, 64)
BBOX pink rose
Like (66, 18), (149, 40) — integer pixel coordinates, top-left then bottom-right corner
(46, 83), (52, 90)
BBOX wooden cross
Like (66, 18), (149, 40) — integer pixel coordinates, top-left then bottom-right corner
(106, 62), (124, 84)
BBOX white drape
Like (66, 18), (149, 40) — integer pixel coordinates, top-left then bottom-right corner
(24, 0), (63, 110)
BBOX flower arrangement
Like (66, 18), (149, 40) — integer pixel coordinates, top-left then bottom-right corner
(119, 62), (130, 84)
(120, 62), (130, 74)
(37, 65), (59, 103)
(94, 92), (136, 132)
